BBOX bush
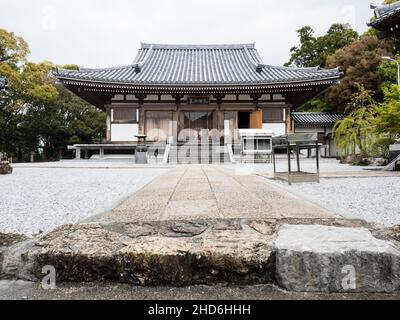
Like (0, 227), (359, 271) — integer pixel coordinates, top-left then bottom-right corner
(371, 137), (396, 159)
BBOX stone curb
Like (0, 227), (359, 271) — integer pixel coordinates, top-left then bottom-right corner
(0, 219), (399, 293)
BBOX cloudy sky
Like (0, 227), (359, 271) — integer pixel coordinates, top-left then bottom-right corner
(1, 0), (375, 68)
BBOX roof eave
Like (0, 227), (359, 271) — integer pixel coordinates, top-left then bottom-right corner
(55, 75), (341, 90)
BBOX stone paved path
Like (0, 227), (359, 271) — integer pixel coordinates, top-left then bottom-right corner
(100, 165), (339, 223)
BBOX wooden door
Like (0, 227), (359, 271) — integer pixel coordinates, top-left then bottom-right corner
(250, 110), (263, 129)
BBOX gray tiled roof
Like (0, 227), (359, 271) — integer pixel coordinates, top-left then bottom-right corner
(54, 43), (340, 87)
(369, 1), (400, 27)
(292, 112), (344, 127)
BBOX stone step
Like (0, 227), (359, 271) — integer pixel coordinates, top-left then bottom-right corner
(2, 221), (400, 292)
(275, 224), (400, 293)
(0, 221), (274, 286)
(168, 148), (231, 163)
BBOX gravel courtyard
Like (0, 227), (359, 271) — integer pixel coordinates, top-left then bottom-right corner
(237, 158), (400, 227)
(0, 167), (169, 236)
(1, 159), (399, 236)
(271, 177), (400, 227)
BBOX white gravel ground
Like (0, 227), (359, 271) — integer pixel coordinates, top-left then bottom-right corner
(0, 167), (169, 236)
(272, 177), (400, 227)
(2, 158), (399, 236)
(235, 156), (382, 175)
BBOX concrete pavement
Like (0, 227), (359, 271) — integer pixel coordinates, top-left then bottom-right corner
(99, 165), (339, 223)
(1, 280), (400, 300)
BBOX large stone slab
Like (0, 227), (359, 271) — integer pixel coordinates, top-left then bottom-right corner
(120, 225), (274, 286)
(31, 224), (131, 282)
(275, 224), (400, 293)
(5, 222), (275, 286)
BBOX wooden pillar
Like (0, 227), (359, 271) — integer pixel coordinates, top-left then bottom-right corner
(136, 94), (147, 135)
(172, 110), (179, 145)
(173, 94), (184, 142)
(139, 106), (145, 134)
(216, 109), (224, 132)
(214, 94), (225, 133)
(286, 106), (293, 134)
(106, 105), (111, 142)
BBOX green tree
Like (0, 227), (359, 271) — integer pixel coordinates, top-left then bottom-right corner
(54, 85), (106, 148)
(286, 24), (359, 68)
(0, 29), (31, 157)
(286, 24), (359, 112)
(378, 54), (400, 86)
(375, 84), (400, 137)
(18, 67), (106, 160)
(333, 85), (378, 157)
(0, 28), (106, 161)
(10, 61), (59, 159)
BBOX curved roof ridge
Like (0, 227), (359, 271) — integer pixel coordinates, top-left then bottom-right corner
(262, 64), (339, 73)
(243, 44), (264, 73)
(133, 44), (154, 72)
(68, 65), (133, 73)
(141, 43), (256, 50)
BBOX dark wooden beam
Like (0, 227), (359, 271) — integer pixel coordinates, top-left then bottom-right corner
(65, 85), (110, 110)
(172, 94), (185, 105)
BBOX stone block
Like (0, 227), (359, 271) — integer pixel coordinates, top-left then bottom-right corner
(275, 225), (400, 293)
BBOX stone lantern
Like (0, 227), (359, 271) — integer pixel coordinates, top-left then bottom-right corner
(135, 134), (148, 164)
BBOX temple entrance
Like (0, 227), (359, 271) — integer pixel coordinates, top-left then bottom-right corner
(183, 111), (215, 140)
(238, 112), (250, 129)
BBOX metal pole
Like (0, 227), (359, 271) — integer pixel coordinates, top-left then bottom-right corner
(287, 143), (291, 174)
(272, 147), (276, 176)
(287, 142), (291, 185)
(296, 143), (300, 172)
(397, 60), (400, 93)
(316, 141), (320, 175)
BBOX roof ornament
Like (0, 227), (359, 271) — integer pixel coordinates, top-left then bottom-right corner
(132, 44), (154, 73)
(243, 45), (265, 73)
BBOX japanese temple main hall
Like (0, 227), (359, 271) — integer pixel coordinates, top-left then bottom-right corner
(54, 43), (341, 162)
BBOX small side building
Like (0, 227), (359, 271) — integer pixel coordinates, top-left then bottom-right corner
(291, 112), (344, 158)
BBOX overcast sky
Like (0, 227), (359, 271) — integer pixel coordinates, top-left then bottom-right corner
(1, 0), (375, 68)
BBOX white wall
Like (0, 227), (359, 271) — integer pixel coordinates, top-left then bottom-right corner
(262, 123), (286, 136)
(111, 124), (139, 142)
